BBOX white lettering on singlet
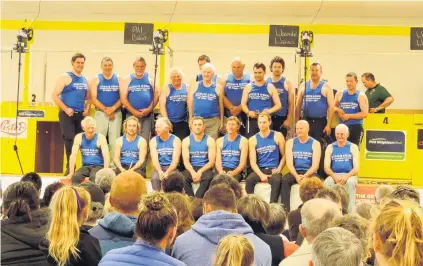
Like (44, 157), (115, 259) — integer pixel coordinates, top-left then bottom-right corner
(257, 145), (276, 154)
(99, 85), (119, 92)
(190, 151), (208, 158)
(226, 82), (249, 90)
(222, 149), (240, 157)
(195, 92), (217, 101)
(73, 83), (88, 90)
(81, 148), (99, 156)
(169, 94), (187, 102)
(122, 150), (138, 158)
(340, 102), (359, 110)
(293, 151), (312, 159)
(304, 94), (321, 102)
(157, 147), (174, 155)
(249, 92), (270, 101)
(332, 153), (352, 162)
(129, 84), (151, 92)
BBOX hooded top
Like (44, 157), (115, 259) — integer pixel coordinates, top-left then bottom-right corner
(89, 212), (138, 255)
(172, 210), (272, 266)
(1, 208), (50, 266)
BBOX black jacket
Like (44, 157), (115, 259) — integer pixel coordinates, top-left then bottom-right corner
(39, 227), (102, 266)
(287, 203), (303, 242)
(246, 219), (285, 266)
(1, 208), (50, 266)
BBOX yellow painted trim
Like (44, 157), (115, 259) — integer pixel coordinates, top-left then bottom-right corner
(22, 44), (31, 107)
(1, 20), (411, 36)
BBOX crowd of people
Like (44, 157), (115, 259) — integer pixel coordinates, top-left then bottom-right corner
(1, 171), (422, 266)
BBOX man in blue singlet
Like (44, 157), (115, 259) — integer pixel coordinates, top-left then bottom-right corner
(159, 68), (189, 141)
(150, 117), (182, 191)
(52, 53), (91, 175)
(67, 117), (109, 185)
(90, 57), (122, 166)
(113, 116), (148, 177)
(241, 62), (281, 139)
(245, 112), (285, 203)
(119, 57), (160, 142)
(215, 116), (249, 182)
(334, 72), (368, 146)
(221, 57), (251, 136)
(188, 63), (224, 140)
(281, 120), (321, 212)
(295, 63), (334, 140)
(324, 124), (360, 213)
(267, 56), (295, 138)
(181, 117), (216, 198)
(195, 54), (221, 83)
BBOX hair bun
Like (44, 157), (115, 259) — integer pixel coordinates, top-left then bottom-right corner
(145, 194), (165, 211)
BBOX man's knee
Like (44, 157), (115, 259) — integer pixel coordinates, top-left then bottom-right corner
(346, 177), (357, 187)
(324, 176), (336, 186)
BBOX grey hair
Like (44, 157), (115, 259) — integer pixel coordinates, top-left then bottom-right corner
(375, 184), (394, 203)
(81, 116), (96, 128)
(335, 123), (349, 134)
(301, 198), (342, 240)
(266, 203), (287, 235)
(231, 56), (244, 65)
(169, 67), (184, 78)
(156, 116), (173, 131)
(95, 168), (116, 194)
(201, 62), (216, 73)
(311, 227), (363, 266)
(88, 202), (104, 221)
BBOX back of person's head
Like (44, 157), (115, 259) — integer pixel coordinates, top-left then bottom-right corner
(2, 181), (39, 221)
(135, 192), (177, 247)
(331, 185), (349, 215)
(110, 171), (147, 214)
(391, 185), (420, 204)
(300, 198), (342, 241)
(21, 172), (42, 192)
(41, 182), (64, 207)
(95, 168), (116, 194)
(331, 213), (369, 260)
(311, 227), (363, 266)
(165, 193), (194, 238)
(315, 188), (342, 211)
(214, 234), (255, 266)
(203, 184), (236, 213)
(237, 194), (270, 227)
(210, 174), (243, 200)
(48, 186), (91, 266)
(189, 197), (204, 221)
(353, 202), (373, 220)
(369, 199), (423, 266)
(299, 177), (324, 203)
(162, 171), (185, 194)
(266, 203), (286, 235)
(375, 185), (394, 203)
(78, 181), (105, 222)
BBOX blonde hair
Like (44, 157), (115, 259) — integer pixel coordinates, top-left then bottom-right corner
(368, 199), (423, 266)
(237, 194), (270, 227)
(156, 116), (173, 132)
(226, 116), (241, 127)
(214, 234), (254, 266)
(123, 116), (141, 134)
(257, 112), (271, 122)
(165, 193), (194, 238)
(47, 186), (91, 266)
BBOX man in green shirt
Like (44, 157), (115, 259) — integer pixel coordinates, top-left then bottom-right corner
(361, 72), (394, 113)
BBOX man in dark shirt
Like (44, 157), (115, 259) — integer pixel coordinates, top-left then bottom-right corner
(361, 72), (394, 113)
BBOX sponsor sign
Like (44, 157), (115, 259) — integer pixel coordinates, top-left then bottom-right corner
(0, 118), (28, 138)
(365, 130), (406, 161)
(18, 110), (45, 118)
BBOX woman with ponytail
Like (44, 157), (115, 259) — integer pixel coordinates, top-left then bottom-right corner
(369, 199), (423, 266)
(39, 186), (102, 266)
(214, 234), (255, 266)
(1, 181), (49, 265)
(99, 191), (187, 266)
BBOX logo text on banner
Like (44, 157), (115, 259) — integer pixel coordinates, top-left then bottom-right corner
(365, 130), (406, 161)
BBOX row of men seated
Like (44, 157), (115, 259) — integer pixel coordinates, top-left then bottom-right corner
(68, 113), (359, 212)
(53, 53), (393, 176)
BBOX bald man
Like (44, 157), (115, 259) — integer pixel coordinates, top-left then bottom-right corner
(221, 57), (251, 136)
(281, 120), (321, 212)
(188, 63), (224, 140)
(324, 124), (360, 213)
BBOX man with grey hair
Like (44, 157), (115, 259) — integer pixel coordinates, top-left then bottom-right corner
(220, 57), (251, 136)
(67, 116), (110, 184)
(310, 227), (363, 266)
(188, 63), (224, 140)
(150, 116), (182, 191)
(279, 198), (342, 266)
(95, 168), (116, 194)
(324, 123), (360, 213)
(90, 57), (122, 167)
(195, 54), (221, 83)
(374, 184), (394, 203)
(159, 68), (189, 141)
(334, 72), (368, 146)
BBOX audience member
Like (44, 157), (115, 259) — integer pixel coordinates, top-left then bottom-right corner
(1, 181), (49, 265)
(172, 184), (272, 266)
(287, 177), (324, 242)
(390, 185), (420, 204)
(280, 198), (342, 266)
(39, 186), (101, 266)
(210, 173), (244, 200)
(21, 172), (42, 194)
(353, 202), (373, 220)
(95, 168), (116, 194)
(189, 197), (203, 221)
(315, 188), (342, 211)
(40, 182), (64, 207)
(214, 234), (255, 266)
(310, 227), (363, 266)
(78, 181), (105, 229)
(238, 195), (285, 266)
(369, 199), (423, 266)
(99, 192), (187, 266)
(332, 184), (350, 214)
(374, 184), (394, 204)
(166, 193), (194, 240)
(90, 171), (147, 255)
(162, 171), (186, 194)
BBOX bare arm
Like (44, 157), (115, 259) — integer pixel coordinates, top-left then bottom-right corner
(68, 134), (82, 176)
(132, 138), (148, 171)
(377, 96), (394, 110)
(305, 140), (321, 177)
(159, 85), (169, 117)
(199, 137), (216, 173)
(113, 138), (124, 171)
(231, 137), (249, 176)
(217, 84), (224, 123)
(52, 74), (71, 112)
(152, 80), (160, 109)
(267, 84), (282, 114)
(149, 137), (162, 172)
(295, 83), (305, 121)
(99, 134), (110, 168)
(90, 76), (106, 111)
(182, 138), (195, 174)
(249, 137), (265, 178)
(324, 144), (336, 178)
(109, 75), (122, 112)
(215, 138), (224, 174)
(324, 83), (335, 128)
(187, 82), (197, 121)
(346, 93), (368, 120)
(119, 76), (140, 116)
(285, 80), (295, 124)
(285, 139), (298, 178)
(275, 132), (286, 172)
(348, 144), (360, 177)
(166, 137), (182, 174)
(241, 84), (252, 115)
(221, 78), (233, 109)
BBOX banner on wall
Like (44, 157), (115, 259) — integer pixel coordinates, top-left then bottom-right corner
(356, 185), (376, 204)
(0, 118), (28, 139)
(365, 130), (406, 161)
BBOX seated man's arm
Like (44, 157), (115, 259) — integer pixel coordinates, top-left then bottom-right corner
(324, 144), (336, 178)
(231, 136), (249, 176)
(182, 137), (195, 175)
(165, 136), (182, 175)
(199, 137), (216, 174)
(285, 139), (300, 182)
(149, 137), (162, 173)
(275, 132), (286, 173)
(131, 137), (148, 172)
(215, 137), (224, 174)
(68, 134), (82, 177)
(99, 134), (110, 168)
(249, 137), (267, 181)
(305, 140), (321, 177)
(113, 137), (124, 172)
